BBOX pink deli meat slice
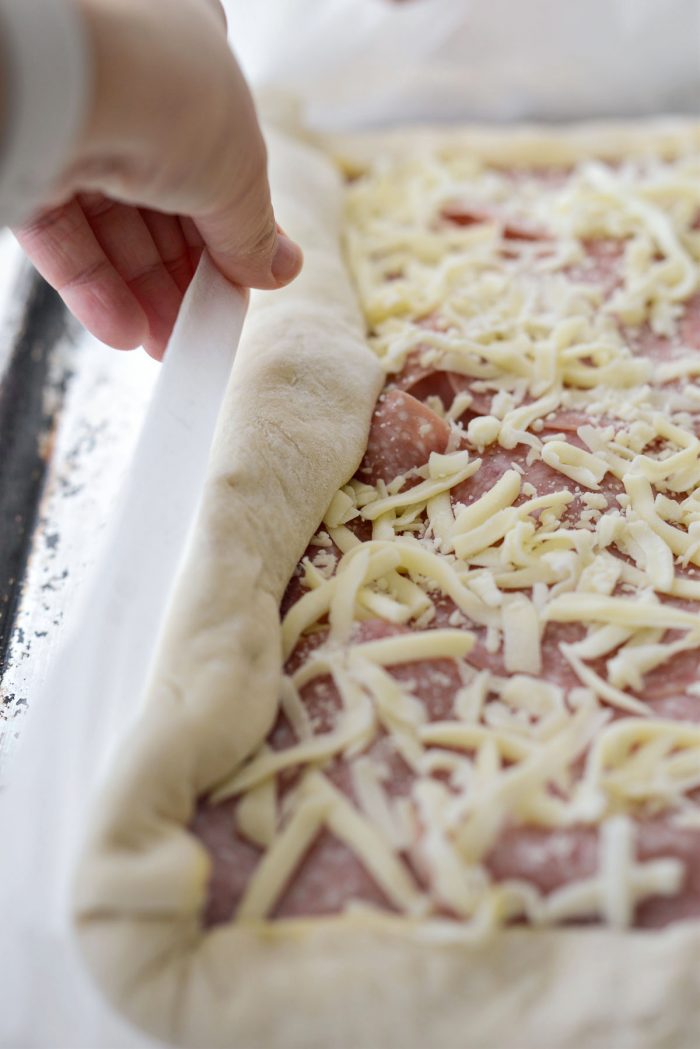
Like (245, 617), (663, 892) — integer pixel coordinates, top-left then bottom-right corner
(196, 596), (700, 927)
(438, 434), (700, 711)
(391, 352), (493, 418)
(194, 621), (466, 925)
(392, 236), (628, 420)
(195, 807), (396, 925)
(622, 294), (700, 367)
(359, 388), (450, 485)
(485, 821), (700, 928)
(565, 238), (623, 298)
(637, 642), (700, 722)
(681, 293), (700, 350)
(440, 203), (550, 243)
(450, 422), (622, 517)
(195, 603), (700, 926)
(391, 351), (459, 409)
(432, 237), (626, 416)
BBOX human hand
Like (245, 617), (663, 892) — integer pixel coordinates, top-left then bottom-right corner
(14, 0), (302, 360)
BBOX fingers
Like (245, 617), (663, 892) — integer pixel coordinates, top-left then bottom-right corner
(67, 0), (303, 296)
(179, 216), (206, 275)
(16, 197), (198, 359)
(141, 210), (196, 295)
(18, 0), (304, 365)
(15, 200), (148, 350)
(195, 196), (303, 292)
(79, 194), (184, 359)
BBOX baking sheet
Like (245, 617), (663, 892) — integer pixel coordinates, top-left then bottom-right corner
(0, 261), (159, 775)
(0, 268), (70, 670)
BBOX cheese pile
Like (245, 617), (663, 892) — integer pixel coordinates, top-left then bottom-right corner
(214, 145), (700, 934)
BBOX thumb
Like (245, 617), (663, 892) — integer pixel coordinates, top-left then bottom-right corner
(193, 130), (303, 291)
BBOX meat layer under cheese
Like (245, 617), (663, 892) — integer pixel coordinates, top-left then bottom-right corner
(194, 147), (700, 933)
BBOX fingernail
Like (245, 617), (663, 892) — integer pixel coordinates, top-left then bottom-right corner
(271, 235), (303, 284)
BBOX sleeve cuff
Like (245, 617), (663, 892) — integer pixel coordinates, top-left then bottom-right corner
(0, 0), (91, 227)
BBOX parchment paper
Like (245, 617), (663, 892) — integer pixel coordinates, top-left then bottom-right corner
(228, 0), (700, 128)
(0, 255), (246, 1049)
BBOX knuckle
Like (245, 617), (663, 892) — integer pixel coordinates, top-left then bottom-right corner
(19, 204), (74, 243)
(165, 252), (193, 283)
(127, 258), (167, 290)
(256, 209), (278, 251)
(78, 193), (116, 220)
(61, 257), (113, 293)
(237, 213), (278, 265)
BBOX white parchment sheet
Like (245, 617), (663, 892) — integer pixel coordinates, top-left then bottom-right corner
(229, 0), (700, 127)
(0, 256), (246, 1048)
(0, 2), (699, 1045)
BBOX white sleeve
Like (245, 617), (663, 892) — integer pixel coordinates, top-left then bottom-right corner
(0, 0), (91, 227)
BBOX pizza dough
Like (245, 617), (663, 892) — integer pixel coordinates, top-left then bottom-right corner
(75, 121), (700, 1049)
